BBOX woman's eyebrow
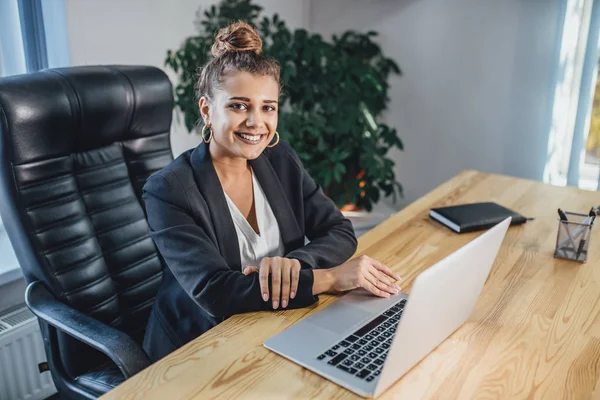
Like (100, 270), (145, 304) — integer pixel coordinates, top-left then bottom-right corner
(228, 96), (278, 104)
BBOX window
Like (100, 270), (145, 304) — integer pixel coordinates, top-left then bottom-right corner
(0, 1), (24, 284)
(582, 57), (600, 188)
(0, 0), (70, 78)
(587, 74), (600, 161)
(0, 40), (4, 77)
(0, 0), (70, 284)
(544, 0), (600, 191)
(0, 0), (26, 77)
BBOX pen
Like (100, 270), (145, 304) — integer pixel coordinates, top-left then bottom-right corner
(576, 225), (589, 260)
(558, 209), (569, 222)
(576, 207), (597, 260)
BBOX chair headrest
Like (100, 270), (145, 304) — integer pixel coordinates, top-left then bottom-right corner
(0, 65), (173, 165)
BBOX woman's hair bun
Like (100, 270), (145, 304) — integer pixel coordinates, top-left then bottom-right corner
(211, 21), (263, 58)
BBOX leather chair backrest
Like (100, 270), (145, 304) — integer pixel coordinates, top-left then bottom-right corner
(0, 65), (173, 375)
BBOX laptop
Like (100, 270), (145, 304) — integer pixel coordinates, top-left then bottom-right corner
(264, 217), (511, 398)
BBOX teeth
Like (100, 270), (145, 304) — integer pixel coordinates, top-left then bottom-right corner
(239, 133), (261, 142)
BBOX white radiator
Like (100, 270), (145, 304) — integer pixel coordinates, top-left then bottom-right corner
(0, 305), (56, 400)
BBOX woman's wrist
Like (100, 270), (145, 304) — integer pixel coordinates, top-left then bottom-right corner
(312, 268), (336, 295)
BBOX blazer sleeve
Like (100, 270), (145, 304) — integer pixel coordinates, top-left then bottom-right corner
(280, 143), (358, 269)
(142, 173), (318, 318)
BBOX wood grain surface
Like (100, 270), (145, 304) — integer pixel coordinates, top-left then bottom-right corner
(101, 171), (600, 400)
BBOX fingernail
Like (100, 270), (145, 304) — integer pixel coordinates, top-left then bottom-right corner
(263, 293), (268, 302)
(385, 293), (390, 298)
(396, 275), (402, 280)
(273, 301), (279, 309)
(282, 300), (287, 308)
(395, 284), (401, 292)
(243, 267), (248, 274)
(290, 292), (295, 299)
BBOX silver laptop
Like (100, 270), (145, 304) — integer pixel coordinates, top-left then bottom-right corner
(264, 217), (511, 398)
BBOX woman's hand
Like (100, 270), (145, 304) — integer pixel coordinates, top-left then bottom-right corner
(326, 255), (401, 297)
(243, 257), (301, 310)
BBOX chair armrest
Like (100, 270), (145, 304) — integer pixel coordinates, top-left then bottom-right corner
(25, 281), (151, 378)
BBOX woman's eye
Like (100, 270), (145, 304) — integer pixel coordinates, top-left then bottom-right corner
(230, 103), (248, 110)
(264, 105), (276, 112)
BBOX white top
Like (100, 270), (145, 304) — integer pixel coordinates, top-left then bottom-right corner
(223, 170), (285, 270)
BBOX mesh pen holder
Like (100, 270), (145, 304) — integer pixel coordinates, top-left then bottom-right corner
(554, 211), (595, 263)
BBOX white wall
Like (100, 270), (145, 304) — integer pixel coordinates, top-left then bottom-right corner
(64, 0), (311, 157)
(310, 0), (565, 210)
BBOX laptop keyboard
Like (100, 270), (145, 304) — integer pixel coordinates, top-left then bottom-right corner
(316, 299), (406, 383)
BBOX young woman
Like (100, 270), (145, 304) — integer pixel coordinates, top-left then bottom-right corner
(142, 21), (401, 361)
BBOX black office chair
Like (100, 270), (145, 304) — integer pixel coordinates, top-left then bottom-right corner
(0, 66), (174, 399)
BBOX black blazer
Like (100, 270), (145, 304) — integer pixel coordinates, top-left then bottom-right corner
(142, 139), (357, 361)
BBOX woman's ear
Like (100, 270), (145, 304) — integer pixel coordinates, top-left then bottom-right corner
(198, 96), (211, 124)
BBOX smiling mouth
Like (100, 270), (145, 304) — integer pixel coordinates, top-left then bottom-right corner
(234, 131), (266, 144)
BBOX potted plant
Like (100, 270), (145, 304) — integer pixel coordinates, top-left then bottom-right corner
(165, 0), (403, 211)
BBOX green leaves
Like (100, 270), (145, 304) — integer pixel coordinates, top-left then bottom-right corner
(165, 0), (404, 211)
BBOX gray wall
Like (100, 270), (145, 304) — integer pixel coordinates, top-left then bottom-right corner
(310, 0), (565, 209)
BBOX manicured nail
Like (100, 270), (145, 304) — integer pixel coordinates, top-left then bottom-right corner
(263, 293), (268, 301)
(290, 292), (295, 299)
(396, 275), (402, 280)
(273, 301), (279, 309)
(395, 284), (401, 292)
(243, 267), (248, 274)
(384, 293), (390, 298)
(282, 300), (287, 308)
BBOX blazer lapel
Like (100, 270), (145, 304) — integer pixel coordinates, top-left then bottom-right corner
(190, 141), (241, 270)
(250, 153), (303, 254)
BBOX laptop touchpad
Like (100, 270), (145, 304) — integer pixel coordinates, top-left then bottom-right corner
(305, 300), (371, 335)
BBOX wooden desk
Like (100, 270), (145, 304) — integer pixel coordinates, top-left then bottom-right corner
(102, 171), (600, 399)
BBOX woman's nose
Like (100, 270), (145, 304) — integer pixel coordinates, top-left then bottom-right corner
(246, 110), (265, 128)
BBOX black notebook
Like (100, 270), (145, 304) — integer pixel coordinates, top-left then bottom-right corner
(429, 202), (527, 233)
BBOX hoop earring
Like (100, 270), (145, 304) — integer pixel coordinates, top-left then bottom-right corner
(268, 131), (279, 148)
(202, 124), (213, 144)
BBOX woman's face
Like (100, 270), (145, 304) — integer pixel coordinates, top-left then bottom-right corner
(199, 70), (279, 161)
